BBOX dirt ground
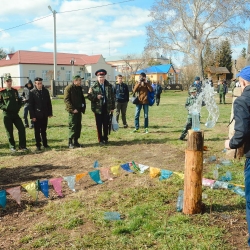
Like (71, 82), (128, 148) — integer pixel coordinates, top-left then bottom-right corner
(0, 143), (249, 249)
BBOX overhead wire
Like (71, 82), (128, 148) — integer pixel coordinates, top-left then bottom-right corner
(0, 0), (134, 33)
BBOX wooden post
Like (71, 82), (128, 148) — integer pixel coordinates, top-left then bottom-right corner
(183, 130), (204, 214)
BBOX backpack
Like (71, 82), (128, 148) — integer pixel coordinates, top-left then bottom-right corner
(148, 90), (155, 106)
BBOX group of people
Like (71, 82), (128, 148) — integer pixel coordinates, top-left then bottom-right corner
(0, 69), (163, 151)
(0, 75), (52, 152)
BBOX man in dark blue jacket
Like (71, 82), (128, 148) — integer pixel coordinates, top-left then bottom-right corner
(225, 65), (250, 247)
(191, 76), (202, 94)
(114, 74), (129, 128)
(155, 81), (163, 106)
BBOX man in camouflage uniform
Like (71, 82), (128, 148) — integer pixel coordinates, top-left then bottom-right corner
(0, 75), (27, 152)
(179, 87), (198, 140)
(64, 75), (86, 149)
(88, 69), (115, 145)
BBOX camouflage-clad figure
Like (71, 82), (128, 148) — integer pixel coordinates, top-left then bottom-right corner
(88, 69), (115, 145)
(0, 75), (27, 152)
(179, 87), (197, 140)
(64, 75), (86, 149)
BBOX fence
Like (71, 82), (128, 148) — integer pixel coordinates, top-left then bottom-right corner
(51, 80), (183, 97)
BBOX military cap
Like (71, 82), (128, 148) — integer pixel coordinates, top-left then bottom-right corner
(189, 87), (197, 93)
(4, 75), (12, 81)
(95, 69), (107, 76)
(34, 77), (43, 81)
(194, 76), (200, 81)
(73, 75), (84, 80)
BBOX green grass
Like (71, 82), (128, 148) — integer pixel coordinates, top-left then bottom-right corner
(0, 91), (247, 249)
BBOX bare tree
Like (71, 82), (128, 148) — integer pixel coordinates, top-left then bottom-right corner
(121, 53), (149, 83)
(146, 0), (250, 78)
(0, 48), (7, 60)
(181, 56), (198, 90)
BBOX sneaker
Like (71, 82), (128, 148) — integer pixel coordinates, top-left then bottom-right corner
(10, 148), (17, 152)
(36, 146), (41, 151)
(124, 124), (128, 128)
(144, 128), (149, 134)
(99, 141), (105, 146)
(69, 144), (74, 149)
(179, 137), (184, 141)
(43, 145), (50, 149)
(132, 129), (140, 133)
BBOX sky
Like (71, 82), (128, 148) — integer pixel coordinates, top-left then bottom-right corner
(0, 0), (156, 60)
(0, 0), (248, 64)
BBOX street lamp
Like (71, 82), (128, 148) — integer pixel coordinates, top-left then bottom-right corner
(48, 5), (57, 82)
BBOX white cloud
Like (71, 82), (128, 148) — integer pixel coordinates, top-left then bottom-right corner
(0, 0), (54, 16)
(0, 0), (153, 56)
(0, 30), (10, 40)
(28, 0), (152, 55)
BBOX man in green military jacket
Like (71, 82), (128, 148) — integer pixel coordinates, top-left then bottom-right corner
(0, 75), (27, 152)
(64, 75), (86, 149)
(88, 69), (115, 145)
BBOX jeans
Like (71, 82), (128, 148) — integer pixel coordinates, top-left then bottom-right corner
(23, 105), (33, 127)
(134, 104), (148, 129)
(245, 158), (250, 246)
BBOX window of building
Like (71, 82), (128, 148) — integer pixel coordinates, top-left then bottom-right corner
(76, 71), (82, 78)
(84, 73), (91, 79)
(42, 70), (49, 81)
(29, 70), (35, 82)
(66, 71), (71, 81)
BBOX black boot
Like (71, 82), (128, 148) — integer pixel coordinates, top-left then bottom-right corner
(73, 138), (82, 148)
(69, 138), (74, 149)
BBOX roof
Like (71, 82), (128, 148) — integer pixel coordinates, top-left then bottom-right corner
(0, 50), (102, 67)
(206, 66), (230, 74)
(135, 64), (175, 74)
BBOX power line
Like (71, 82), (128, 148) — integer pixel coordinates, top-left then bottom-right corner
(0, 0), (134, 33)
(0, 14), (52, 32)
(58, 0), (133, 14)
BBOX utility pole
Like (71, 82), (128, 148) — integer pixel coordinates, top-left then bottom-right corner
(246, 32), (250, 66)
(48, 6), (57, 81)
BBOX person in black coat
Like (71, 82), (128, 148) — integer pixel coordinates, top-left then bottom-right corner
(29, 77), (53, 150)
(225, 65), (250, 247)
(22, 80), (34, 128)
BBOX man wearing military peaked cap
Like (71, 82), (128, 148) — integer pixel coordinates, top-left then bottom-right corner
(29, 76), (53, 150)
(34, 77), (43, 81)
(95, 69), (107, 76)
(88, 68), (115, 145)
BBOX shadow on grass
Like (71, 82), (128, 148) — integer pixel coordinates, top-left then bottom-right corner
(0, 164), (71, 189)
(204, 202), (245, 213)
(205, 137), (223, 141)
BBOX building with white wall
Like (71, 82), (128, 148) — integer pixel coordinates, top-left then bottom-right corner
(0, 50), (115, 88)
